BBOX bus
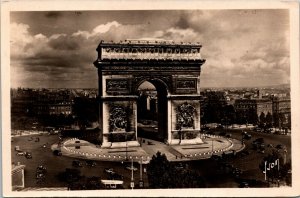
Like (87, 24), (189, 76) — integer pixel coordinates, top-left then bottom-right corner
(100, 180), (123, 189)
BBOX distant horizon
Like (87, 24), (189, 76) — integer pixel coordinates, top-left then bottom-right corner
(11, 82), (290, 90)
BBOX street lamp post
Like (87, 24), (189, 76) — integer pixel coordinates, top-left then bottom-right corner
(212, 138), (214, 154)
(125, 133), (128, 161)
(130, 158), (134, 190)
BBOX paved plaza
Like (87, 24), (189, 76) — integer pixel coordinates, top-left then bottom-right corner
(57, 135), (244, 163)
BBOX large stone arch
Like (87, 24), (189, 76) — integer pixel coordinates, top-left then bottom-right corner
(94, 40), (206, 148)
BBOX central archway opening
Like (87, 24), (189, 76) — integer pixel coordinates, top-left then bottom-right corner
(136, 80), (168, 142)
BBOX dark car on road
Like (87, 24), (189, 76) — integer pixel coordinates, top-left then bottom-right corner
(238, 181), (249, 188)
(72, 160), (83, 167)
(104, 168), (115, 174)
(53, 150), (62, 156)
(252, 138), (265, 149)
(25, 152), (32, 159)
(86, 160), (97, 167)
(36, 165), (47, 174)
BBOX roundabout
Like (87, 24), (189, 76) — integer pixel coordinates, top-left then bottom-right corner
(55, 134), (244, 163)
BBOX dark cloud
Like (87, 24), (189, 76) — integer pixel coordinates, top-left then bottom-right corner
(175, 15), (190, 29)
(45, 11), (62, 18)
(48, 35), (80, 50)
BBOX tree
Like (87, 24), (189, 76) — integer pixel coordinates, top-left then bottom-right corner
(223, 105), (236, 125)
(147, 152), (206, 188)
(147, 152), (171, 188)
(248, 109), (258, 125)
(259, 112), (266, 128)
(265, 112), (273, 128)
(273, 113), (279, 127)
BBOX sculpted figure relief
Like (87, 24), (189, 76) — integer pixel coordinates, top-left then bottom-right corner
(109, 106), (128, 132)
(176, 102), (196, 129)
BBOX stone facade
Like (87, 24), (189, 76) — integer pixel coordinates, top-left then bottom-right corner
(94, 40), (205, 147)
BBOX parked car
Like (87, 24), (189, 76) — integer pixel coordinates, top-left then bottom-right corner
(36, 172), (45, 179)
(86, 160), (97, 167)
(72, 160), (83, 167)
(25, 152), (32, 159)
(219, 132), (226, 136)
(264, 128), (272, 133)
(267, 144), (274, 148)
(232, 168), (242, 177)
(53, 150), (62, 156)
(37, 165), (47, 173)
(16, 152), (25, 156)
(253, 127), (262, 132)
(276, 144), (285, 149)
(252, 138), (264, 149)
(15, 146), (21, 151)
(202, 126), (211, 131)
(216, 125), (224, 129)
(239, 181), (249, 188)
(226, 134), (232, 138)
(211, 155), (222, 161)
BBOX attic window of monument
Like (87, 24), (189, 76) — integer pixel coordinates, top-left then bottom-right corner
(192, 49), (197, 54)
(181, 48), (188, 53)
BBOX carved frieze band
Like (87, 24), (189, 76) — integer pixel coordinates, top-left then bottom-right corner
(106, 79), (129, 93)
(176, 79), (197, 89)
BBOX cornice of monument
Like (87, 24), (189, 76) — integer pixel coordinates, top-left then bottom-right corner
(94, 39), (206, 65)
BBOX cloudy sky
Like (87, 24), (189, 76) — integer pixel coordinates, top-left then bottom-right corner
(10, 10), (289, 88)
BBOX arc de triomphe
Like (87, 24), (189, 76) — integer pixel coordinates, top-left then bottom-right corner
(94, 40), (205, 148)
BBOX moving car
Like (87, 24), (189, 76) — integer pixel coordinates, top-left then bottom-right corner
(53, 150), (62, 156)
(37, 165), (47, 174)
(86, 160), (97, 167)
(104, 168), (115, 174)
(239, 181), (249, 188)
(72, 160), (83, 167)
(16, 152), (25, 156)
(25, 152), (32, 159)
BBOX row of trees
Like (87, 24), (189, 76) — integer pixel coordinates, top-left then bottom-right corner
(201, 103), (290, 129)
